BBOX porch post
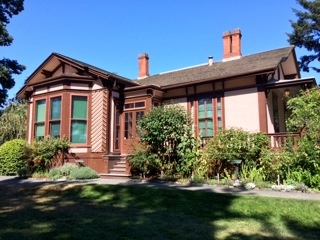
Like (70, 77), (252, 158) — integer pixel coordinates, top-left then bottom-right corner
(258, 87), (268, 133)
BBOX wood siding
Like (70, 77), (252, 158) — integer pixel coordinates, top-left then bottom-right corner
(91, 89), (108, 152)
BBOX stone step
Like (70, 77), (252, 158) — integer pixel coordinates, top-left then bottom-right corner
(100, 173), (131, 179)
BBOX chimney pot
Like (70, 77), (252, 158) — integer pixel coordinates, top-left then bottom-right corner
(208, 56), (214, 66)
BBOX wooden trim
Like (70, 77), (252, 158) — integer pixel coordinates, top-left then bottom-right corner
(258, 88), (268, 133)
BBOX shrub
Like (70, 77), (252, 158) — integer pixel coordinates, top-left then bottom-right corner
(31, 136), (70, 173)
(201, 128), (270, 178)
(69, 166), (99, 180)
(0, 139), (31, 176)
(59, 163), (79, 177)
(128, 143), (160, 178)
(47, 168), (63, 180)
(48, 164), (99, 180)
(133, 104), (199, 178)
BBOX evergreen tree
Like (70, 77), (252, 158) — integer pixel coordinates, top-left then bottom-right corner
(0, 0), (25, 107)
(287, 0), (320, 73)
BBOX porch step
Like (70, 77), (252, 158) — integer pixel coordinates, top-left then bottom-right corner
(101, 154), (131, 179)
(100, 173), (131, 179)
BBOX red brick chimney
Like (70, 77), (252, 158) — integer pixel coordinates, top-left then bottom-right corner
(222, 29), (242, 61)
(138, 53), (149, 79)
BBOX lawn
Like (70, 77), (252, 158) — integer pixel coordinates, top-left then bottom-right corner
(0, 182), (319, 240)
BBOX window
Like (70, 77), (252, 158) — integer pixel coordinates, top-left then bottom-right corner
(272, 94), (279, 132)
(50, 97), (61, 137)
(217, 97), (223, 133)
(197, 96), (223, 137)
(124, 112), (133, 139)
(71, 96), (87, 143)
(124, 101), (145, 139)
(198, 98), (213, 137)
(124, 101), (145, 109)
(35, 99), (46, 139)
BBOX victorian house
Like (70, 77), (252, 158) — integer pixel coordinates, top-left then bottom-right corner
(17, 29), (316, 178)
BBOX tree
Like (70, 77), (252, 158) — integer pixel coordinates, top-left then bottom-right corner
(286, 88), (320, 188)
(0, 99), (27, 145)
(0, 0), (25, 107)
(286, 87), (320, 137)
(287, 0), (320, 73)
(132, 104), (200, 177)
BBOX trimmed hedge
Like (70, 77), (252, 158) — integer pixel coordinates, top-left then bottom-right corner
(0, 139), (31, 176)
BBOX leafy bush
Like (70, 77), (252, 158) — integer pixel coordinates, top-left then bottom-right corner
(128, 143), (160, 178)
(0, 139), (31, 176)
(69, 166), (99, 180)
(47, 168), (62, 180)
(132, 104), (199, 178)
(48, 163), (99, 180)
(31, 136), (70, 173)
(201, 128), (270, 178)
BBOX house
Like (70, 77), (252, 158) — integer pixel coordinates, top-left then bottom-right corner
(17, 29), (316, 178)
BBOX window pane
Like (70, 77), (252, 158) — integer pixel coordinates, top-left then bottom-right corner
(72, 96), (87, 119)
(206, 100), (212, 110)
(124, 103), (134, 109)
(136, 111), (144, 124)
(198, 109), (205, 118)
(125, 112), (132, 139)
(199, 120), (206, 129)
(35, 123), (45, 137)
(36, 100), (46, 122)
(71, 120), (87, 143)
(50, 122), (60, 137)
(134, 102), (145, 108)
(51, 97), (61, 120)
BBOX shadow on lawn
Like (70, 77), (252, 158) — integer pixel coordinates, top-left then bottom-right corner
(0, 178), (319, 239)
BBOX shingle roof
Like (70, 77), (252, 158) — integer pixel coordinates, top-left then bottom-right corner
(135, 46), (294, 87)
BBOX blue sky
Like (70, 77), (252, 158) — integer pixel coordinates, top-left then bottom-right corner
(2, 0), (319, 99)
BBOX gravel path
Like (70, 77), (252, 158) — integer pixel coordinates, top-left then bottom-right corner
(1, 176), (319, 201)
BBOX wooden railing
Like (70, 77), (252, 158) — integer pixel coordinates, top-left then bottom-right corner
(267, 132), (300, 149)
(200, 132), (301, 149)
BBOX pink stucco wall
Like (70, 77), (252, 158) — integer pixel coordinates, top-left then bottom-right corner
(224, 88), (260, 132)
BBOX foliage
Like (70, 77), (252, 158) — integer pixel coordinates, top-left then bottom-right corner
(68, 166), (99, 180)
(0, 99), (27, 145)
(135, 104), (199, 177)
(31, 136), (70, 173)
(240, 162), (266, 183)
(287, 0), (320, 73)
(285, 88), (320, 189)
(176, 125), (203, 178)
(201, 128), (270, 178)
(0, 0), (25, 106)
(128, 143), (160, 178)
(286, 88), (320, 135)
(48, 163), (99, 180)
(0, 138), (31, 176)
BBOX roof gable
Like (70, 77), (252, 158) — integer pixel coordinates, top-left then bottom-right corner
(17, 53), (139, 98)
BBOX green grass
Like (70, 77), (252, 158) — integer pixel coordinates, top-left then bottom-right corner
(0, 183), (319, 240)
